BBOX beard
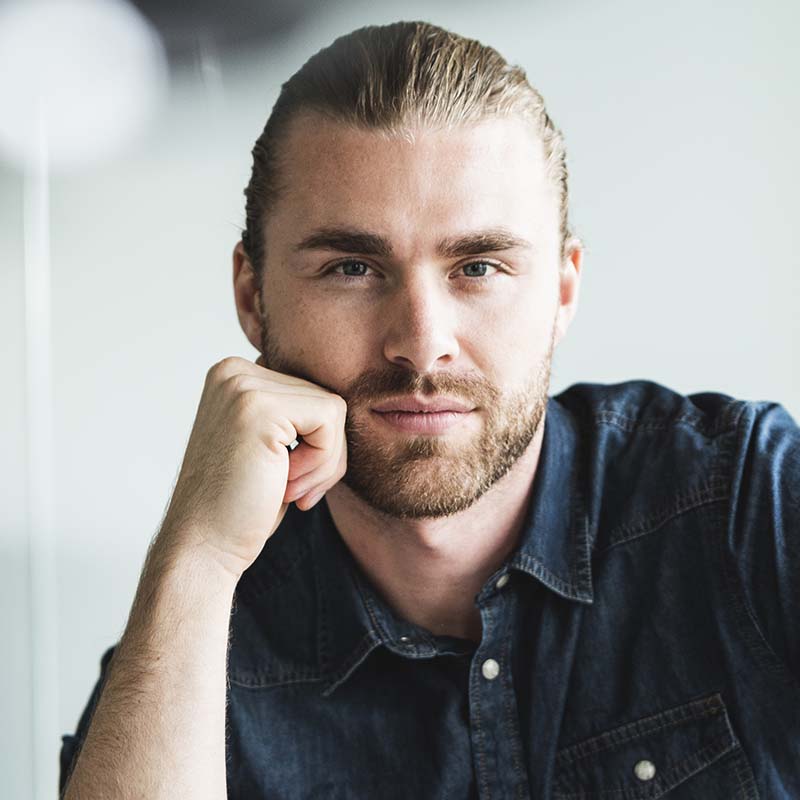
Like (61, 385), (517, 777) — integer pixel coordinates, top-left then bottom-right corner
(258, 306), (555, 520)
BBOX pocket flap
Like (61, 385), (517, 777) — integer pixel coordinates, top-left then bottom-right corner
(554, 692), (742, 799)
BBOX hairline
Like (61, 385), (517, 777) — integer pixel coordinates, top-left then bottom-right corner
(254, 108), (556, 269)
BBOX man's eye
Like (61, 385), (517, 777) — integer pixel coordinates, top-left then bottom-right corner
(461, 261), (499, 279)
(330, 260), (372, 278)
(325, 259), (501, 283)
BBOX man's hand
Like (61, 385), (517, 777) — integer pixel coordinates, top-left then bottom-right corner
(161, 355), (348, 579)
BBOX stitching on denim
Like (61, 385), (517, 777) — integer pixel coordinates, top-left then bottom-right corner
(360, 585), (390, 642)
(512, 553), (593, 602)
(555, 693), (725, 765)
(229, 672), (322, 689)
(597, 411), (703, 433)
(560, 702), (722, 765)
(593, 407), (738, 437)
(357, 568), (436, 653)
(570, 422), (592, 590)
(228, 656), (322, 686)
(730, 747), (748, 799)
(720, 398), (749, 431)
(497, 593), (527, 797)
(358, 582), (438, 653)
(228, 629), (379, 691)
(659, 733), (737, 794)
(729, 748), (760, 800)
(472, 600), (494, 800)
(600, 482), (730, 552)
(595, 480), (730, 553)
(574, 515), (593, 592)
(329, 630), (378, 676)
(553, 732), (737, 798)
(509, 403), (594, 605)
(319, 631), (381, 696)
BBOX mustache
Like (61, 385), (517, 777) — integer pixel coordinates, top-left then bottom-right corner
(342, 366), (499, 409)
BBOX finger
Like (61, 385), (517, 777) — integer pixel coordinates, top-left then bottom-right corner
(297, 442), (346, 510)
(286, 438), (325, 481)
(286, 429), (347, 503)
(249, 394), (341, 490)
(279, 397), (345, 455)
(296, 490), (326, 511)
(230, 378), (337, 402)
(246, 358), (322, 390)
(284, 448), (339, 502)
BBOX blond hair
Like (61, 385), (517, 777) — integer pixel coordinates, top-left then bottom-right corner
(242, 20), (573, 285)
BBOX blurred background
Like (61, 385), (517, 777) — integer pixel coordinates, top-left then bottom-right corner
(1, 0), (797, 796)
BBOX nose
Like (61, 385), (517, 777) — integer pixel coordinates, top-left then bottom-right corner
(381, 273), (461, 372)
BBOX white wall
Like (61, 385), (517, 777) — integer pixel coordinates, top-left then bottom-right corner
(1, 0), (798, 796)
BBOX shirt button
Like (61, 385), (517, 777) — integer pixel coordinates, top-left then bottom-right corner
(495, 573), (510, 589)
(481, 658), (500, 680)
(634, 760), (656, 781)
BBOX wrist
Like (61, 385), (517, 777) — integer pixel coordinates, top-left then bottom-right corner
(148, 525), (245, 591)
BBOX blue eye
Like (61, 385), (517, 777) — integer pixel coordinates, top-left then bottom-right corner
(327, 260), (373, 281)
(339, 261), (370, 277)
(462, 261), (492, 278)
(462, 261), (498, 279)
(324, 259), (501, 286)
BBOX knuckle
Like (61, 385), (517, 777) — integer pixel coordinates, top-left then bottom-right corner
(224, 373), (250, 394)
(208, 356), (241, 383)
(232, 388), (261, 416)
(264, 420), (294, 455)
(276, 417), (295, 441)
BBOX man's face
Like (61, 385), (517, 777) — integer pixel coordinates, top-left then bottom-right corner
(240, 112), (580, 519)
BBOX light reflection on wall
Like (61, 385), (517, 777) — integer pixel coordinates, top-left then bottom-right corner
(0, 0), (167, 174)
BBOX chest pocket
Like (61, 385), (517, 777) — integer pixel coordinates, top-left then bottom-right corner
(553, 691), (759, 799)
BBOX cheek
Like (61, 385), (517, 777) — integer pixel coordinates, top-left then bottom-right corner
(465, 292), (557, 378)
(472, 281), (556, 342)
(275, 299), (372, 376)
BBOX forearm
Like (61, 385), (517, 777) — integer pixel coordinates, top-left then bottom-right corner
(63, 532), (238, 799)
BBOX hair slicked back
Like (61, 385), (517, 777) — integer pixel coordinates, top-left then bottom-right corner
(242, 20), (572, 285)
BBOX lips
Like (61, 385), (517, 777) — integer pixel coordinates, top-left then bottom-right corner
(371, 395), (475, 413)
(371, 409), (473, 434)
(370, 395), (476, 435)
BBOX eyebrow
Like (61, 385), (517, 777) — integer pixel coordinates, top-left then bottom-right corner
(292, 226), (534, 259)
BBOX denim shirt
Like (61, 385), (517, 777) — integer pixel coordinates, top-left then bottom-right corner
(60, 379), (800, 799)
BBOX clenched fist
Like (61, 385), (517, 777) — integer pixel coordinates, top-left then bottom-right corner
(160, 355), (348, 579)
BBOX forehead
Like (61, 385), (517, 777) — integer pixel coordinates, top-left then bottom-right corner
(265, 112), (559, 251)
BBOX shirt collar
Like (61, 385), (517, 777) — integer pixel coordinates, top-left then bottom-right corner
(506, 395), (594, 604)
(310, 393), (593, 695)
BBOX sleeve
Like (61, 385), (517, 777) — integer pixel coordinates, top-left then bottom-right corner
(59, 644), (118, 798)
(727, 399), (800, 687)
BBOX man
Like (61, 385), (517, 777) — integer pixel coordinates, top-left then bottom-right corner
(61, 20), (798, 800)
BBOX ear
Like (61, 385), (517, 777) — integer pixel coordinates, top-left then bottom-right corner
(232, 240), (264, 352)
(552, 236), (584, 348)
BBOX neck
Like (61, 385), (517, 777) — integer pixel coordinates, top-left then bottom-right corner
(324, 411), (546, 644)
